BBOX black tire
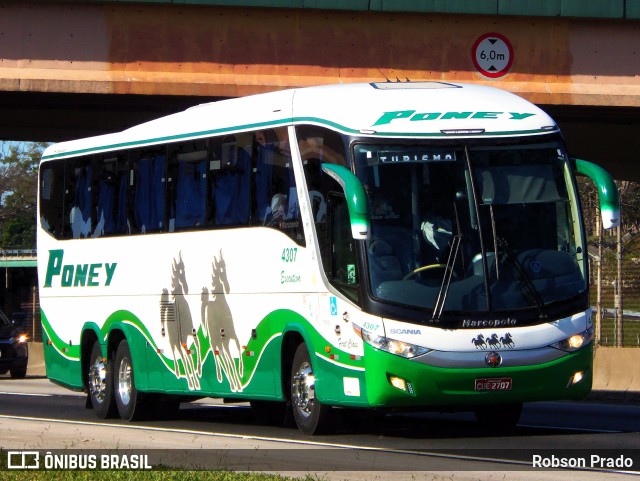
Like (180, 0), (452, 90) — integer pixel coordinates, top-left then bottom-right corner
(114, 340), (145, 421)
(0, 368), (9, 375)
(475, 402), (522, 434)
(10, 367), (27, 379)
(87, 341), (117, 418)
(290, 343), (332, 435)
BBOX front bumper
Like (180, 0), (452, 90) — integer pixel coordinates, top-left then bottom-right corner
(363, 342), (592, 408)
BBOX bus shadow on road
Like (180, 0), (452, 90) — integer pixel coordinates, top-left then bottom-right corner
(164, 402), (597, 441)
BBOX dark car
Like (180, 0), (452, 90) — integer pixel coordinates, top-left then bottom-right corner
(0, 308), (28, 378)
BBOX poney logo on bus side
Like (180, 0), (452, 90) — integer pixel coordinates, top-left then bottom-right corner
(43, 249), (117, 288)
(372, 110), (535, 126)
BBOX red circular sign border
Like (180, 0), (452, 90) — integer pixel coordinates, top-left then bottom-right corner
(471, 32), (514, 79)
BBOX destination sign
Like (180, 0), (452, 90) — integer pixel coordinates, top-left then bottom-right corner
(362, 148), (456, 164)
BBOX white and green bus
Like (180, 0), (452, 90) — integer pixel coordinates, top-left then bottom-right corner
(38, 82), (619, 434)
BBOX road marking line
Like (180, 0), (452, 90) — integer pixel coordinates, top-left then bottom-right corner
(520, 424), (623, 433)
(0, 392), (54, 397)
(0, 414), (538, 470)
(3, 413), (350, 447)
(0, 414), (634, 475)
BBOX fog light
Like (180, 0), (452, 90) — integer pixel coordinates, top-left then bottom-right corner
(569, 371), (584, 386)
(389, 375), (408, 392)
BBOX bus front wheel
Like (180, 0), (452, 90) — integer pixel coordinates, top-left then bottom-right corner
(87, 341), (117, 418)
(114, 340), (144, 421)
(290, 343), (332, 435)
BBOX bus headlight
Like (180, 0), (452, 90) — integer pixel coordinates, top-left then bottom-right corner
(360, 329), (430, 359)
(551, 329), (593, 352)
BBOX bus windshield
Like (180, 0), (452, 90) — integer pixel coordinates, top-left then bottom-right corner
(353, 138), (587, 318)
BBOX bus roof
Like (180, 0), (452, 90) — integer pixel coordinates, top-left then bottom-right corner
(42, 82), (557, 160)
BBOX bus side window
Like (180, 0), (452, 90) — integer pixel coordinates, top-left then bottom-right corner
(296, 125), (348, 168)
(303, 158), (327, 223)
(169, 140), (208, 232)
(313, 172), (358, 302)
(252, 129), (278, 224)
(115, 156), (130, 235)
(208, 136), (251, 227)
(39, 160), (66, 239)
(327, 193), (359, 302)
(252, 128), (304, 246)
(93, 155), (127, 238)
(131, 150), (166, 234)
(66, 158), (93, 239)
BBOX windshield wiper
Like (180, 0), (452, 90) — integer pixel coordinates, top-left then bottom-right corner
(431, 233), (462, 322)
(489, 205), (500, 280)
(463, 146), (492, 311)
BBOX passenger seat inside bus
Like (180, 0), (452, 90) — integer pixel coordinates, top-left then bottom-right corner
(368, 239), (403, 293)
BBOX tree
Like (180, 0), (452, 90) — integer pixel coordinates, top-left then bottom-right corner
(617, 180), (640, 233)
(0, 141), (49, 249)
(577, 175), (640, 237)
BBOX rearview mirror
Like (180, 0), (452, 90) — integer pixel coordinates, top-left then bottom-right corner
(575, 159), (620, 229)
(321, 164), (370, 240)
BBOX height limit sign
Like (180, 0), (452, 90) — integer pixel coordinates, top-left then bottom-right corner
(472, 33), (514, 78)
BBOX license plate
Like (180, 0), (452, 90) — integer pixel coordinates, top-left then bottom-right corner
(475, 377), (512, 391)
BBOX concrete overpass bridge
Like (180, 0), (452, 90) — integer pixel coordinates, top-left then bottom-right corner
(1, 0), (639, 180)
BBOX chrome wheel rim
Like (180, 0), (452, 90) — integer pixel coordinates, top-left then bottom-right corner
(291, 361), (315, 417)
(117, 356), (133, 406)
(88, 356), (108, 403)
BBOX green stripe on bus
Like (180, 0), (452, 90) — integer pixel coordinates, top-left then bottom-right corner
(42, 116), (557, 161)
(42, 307), (366, 402)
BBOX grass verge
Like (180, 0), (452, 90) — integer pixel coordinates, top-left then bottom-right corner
(2, 471), (308, 481)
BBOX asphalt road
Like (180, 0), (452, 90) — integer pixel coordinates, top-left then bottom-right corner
(0, 377), (639, 480)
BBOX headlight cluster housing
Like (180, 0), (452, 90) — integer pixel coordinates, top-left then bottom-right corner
(551, 329), (593, 352)
(360, 328), (430, 358)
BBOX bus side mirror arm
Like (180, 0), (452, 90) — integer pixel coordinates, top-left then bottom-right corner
(321, 164), (370, 240)
(574, 158), (620, 229)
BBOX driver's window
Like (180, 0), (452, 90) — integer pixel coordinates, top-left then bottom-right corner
(327, 193), (359, 302)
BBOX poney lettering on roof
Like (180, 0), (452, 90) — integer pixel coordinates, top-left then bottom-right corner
(373, 110), (536, 126)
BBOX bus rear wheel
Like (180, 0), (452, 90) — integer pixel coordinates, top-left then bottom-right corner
(290, 343), (332, 435)
(114, 340), (145, 421)
(87, 341), (117, 418)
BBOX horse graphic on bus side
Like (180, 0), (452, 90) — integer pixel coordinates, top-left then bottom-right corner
(160, 252), (202, 390)
(200, 250), (244, 392)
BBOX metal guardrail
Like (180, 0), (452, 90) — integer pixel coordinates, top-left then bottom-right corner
(0, 249), (37, 256)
